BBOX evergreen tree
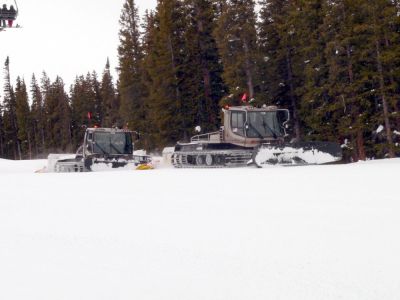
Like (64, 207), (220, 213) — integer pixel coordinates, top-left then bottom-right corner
(215, 0), (260, 104)
(30, 74), (46, 156)
(363, 0), (399, 157)
(2, 57), (21, 159)
(44, 76), (72, 152)
(144, 0), (190, 148)
(15, 77), (32, 159)
(101, 59), (119, 127)
(182, 0), (226, 132)
(295, 0), (333, 143)
(140, 10), (158, 149)
(296, 0), (333, 143)
(91, 71), (103, 126)
(320, 0), (372, 160)
(118, 0), (145, 130)
(258, 0), (305, 140)
(70, 74), (96, 147)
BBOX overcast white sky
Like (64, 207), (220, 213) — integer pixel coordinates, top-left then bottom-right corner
(0, 0), (157, 96)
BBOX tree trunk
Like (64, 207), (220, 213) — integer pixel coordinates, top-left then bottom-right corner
(356, 129), (366, 161)
(286, 49), (301, 140)
(195, 5), (215, 125)
(243, 38), (255, 99)
(0, 132), (3, 157)
(33, 122), (39, 157)
(346, 44), (366, 160)
(17, 139), (22, 160)
(28, 131), (32, 160)
(375, 40), (395, 158)
(41, 125), (45, 154)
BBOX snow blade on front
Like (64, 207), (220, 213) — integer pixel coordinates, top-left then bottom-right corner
(253, 141), (343, 167)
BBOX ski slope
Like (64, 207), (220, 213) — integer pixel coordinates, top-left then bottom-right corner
(0, 158), (400, 300)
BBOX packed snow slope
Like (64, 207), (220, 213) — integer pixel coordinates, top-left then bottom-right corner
(0, 158), (400, 300)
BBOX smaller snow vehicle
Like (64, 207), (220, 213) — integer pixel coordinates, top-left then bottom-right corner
(171, 105), (342, 168)
(48, 128), (151, 172)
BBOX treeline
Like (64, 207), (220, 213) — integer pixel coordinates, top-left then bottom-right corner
(1, 0), (400, 161)
(0, 58), (119, 159)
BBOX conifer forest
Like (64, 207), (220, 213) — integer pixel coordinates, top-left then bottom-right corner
(1, 0), (400, 161)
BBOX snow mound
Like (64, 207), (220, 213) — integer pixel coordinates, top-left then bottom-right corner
(255, 146), (340, 166)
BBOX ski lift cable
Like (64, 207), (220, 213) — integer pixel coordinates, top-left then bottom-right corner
(14, 0), (18, 14)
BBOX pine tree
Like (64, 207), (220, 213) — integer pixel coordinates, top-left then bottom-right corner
(31, 74), (46, 156)
(40, 72), (52, 152)
(70, 74), (96, 147)
(215, 0), (260, 103)
(322, 0), (373, 160)
(2, 57), (21, 159)
(296, 0), (334, 144)
(258, 0), (283, 105)
(118, 0), (145, 130)
(182, 0), (226, 132)
(258, 0), (305, 140)
(101, 59), (119, 128)
(144, 0), (190, 148)
(363, 0), (399, 157)
(91, 71), (103, 126)
(15, 77), (32, 159)
(140, 10), (158, 149)
(44, 76), (72, 152)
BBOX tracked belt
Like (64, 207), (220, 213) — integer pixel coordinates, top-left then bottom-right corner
(172, 150), (253, 168)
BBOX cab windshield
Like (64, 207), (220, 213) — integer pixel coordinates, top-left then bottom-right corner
(246, 111), (284, 138)
(92, 132), (133, 155)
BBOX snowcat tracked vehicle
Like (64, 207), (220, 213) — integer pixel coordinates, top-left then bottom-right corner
(171, 106), (342, 168)
(48, 128), (151, 172)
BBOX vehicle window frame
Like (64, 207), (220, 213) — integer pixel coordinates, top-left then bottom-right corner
(230, 111), (246, 137)
(246, 111), (283, 138)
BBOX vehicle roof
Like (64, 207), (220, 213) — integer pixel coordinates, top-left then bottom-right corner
(86, 128), (132, 133)
(225, 105), (284, 112)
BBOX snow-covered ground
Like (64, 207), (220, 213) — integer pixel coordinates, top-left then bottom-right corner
(0, 158), (400, 300)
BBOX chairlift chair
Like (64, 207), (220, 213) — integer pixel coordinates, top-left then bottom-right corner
(0, 0), (19, 29)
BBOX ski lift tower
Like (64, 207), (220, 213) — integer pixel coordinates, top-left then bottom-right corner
(0, 0), (20, 31)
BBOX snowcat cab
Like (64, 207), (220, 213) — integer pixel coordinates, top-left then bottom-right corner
(222, 105), (290, 147)
(80, 128), (135, 160)
(48, 128), (151, 172)
(171, 105), (342, 168)
(0, 0), (19, 30)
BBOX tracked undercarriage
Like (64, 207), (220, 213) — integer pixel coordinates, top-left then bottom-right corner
(172, 143), (253, 168)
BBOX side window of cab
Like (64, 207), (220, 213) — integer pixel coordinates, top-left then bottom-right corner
(231, 111), (246, 137)
(86, 132), (94, 152)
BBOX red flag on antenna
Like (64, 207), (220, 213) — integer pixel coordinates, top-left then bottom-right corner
(87, 112), (92, 120)
(241, 93), (248, 103)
